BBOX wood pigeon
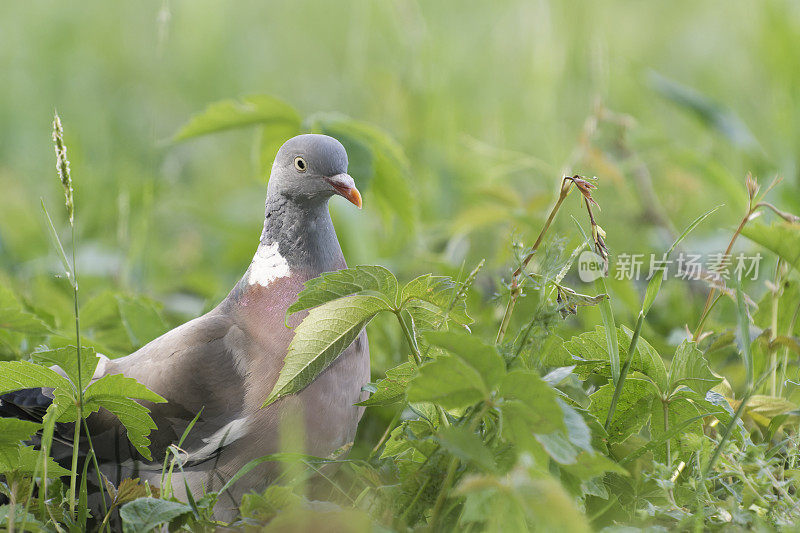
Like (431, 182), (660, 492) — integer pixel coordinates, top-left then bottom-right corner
(0, 134), (371, 520)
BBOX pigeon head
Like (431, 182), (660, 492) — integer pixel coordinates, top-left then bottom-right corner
(267, 134), (362, 209)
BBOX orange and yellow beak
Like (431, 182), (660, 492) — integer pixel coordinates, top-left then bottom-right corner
(326, 173), (362, 209)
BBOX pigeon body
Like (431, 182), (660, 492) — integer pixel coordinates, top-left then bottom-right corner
(1, 134), (370, 520)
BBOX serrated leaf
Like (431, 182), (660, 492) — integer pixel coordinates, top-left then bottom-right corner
(0, 418), (41, 445)
(562, 326), (669, 391)
(357, 361), (414, 407)
(265, 294), (390, 407)
(741, 222), (800, 274)
(668, 340), (721, 396)
(400, 274), (471, 330)
(424, 331), (505, 390)
(119, 498), (192, 533)
(286, 266), (398, 320)
(83, 374), (166, 460)
(0, 360), (74, 396)
(32, 345), (100, 389)
(0, 445), (71, 478)
(589, 378), (656, 443)
(649, 397), (703, 462)
(84, 373), (166, 404)
(172, 95), (301, 142)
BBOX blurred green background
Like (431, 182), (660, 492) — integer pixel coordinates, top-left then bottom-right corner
(1, 1), (799, 387)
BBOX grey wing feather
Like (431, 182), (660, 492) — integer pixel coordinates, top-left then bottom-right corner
(88, 308), (249, 465)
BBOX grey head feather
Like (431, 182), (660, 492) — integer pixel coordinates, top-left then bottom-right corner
(258, 134), (357, 271)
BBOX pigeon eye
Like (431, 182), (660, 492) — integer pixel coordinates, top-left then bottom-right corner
(294, 157), (307, 172)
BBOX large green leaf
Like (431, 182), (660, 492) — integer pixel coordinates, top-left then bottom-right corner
(357, 361), (414, 407)
(407, 355), (487, 409)
(0, 285), (52, 335)
(400, 274), (471, 330)
(0, 445), (70, 477)
(589, 378), (656, 443)
(81, 373), (166, 460)
(32, 345), (100, 389)
(0, 361), (74, 395)
(264, 294), (390, 407)
(561, 326), (668, 391)
(286, 265), (398, 319)
(741, 222), (800, 274)
(119, 498), (192, 533)
(497, 371), (564, 434)
(424, 331), (505, 390)
(649, 397), (703, 463)
(0, 418), (41, 445)
(437, 425), (497, 473)
(172, 95), (301, 142)
(667, 340), (721, 396)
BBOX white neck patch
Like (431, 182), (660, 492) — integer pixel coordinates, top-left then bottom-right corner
(248, 242), (291, 287)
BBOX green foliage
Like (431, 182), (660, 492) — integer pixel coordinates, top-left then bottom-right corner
(4, 11), (800, 527)
(742, 222), (800, 274)
(119, 498), (192, 533)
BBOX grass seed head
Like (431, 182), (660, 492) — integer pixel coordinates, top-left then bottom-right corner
(53, 111), (74, 224)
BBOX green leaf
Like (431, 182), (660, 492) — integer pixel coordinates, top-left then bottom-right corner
(649, 72), (757, 148)
(594, 276), (619, 384)
(668, 340), (722, 396)
(741, 222), (800, 274)
(497, 371), (564, 434)
(424, 331), (505, 390)
(0, 285), (52, 335)
(119, 498), (192, 533)
(264, 294), (390, 407)
(172, 95), (301, 142)
(618, 327), (669, 393)
(649, 397), (703, 462)
(589, 378), (656, 443)
(561, 326), (668, 391)
(407, 356), (487, 409)
(286, 265), (398, 320)
(560, 451), (628, 481)
(400, 274), (471, 330)
(117, 295), (167, 349)
(258, 120), (303, 176)
(32, 345), (100, 389)
(0, 418), (41, 445)
(0, 360), (74, 396)
(356, 361), (414, 407)
(83, 373), (166, 460)
(437, 425), (497, 473)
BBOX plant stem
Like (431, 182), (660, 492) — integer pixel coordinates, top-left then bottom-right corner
(394, 310), (450, 428)
(496, 179), (572, 344)
(67, 217), (87, 518)
(429, 456), (459, 531)
(662, 398), (671, 467)
(693, 208), (751, 341)
(605, 312), (644, 430)
(703, 389), (751, 478)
